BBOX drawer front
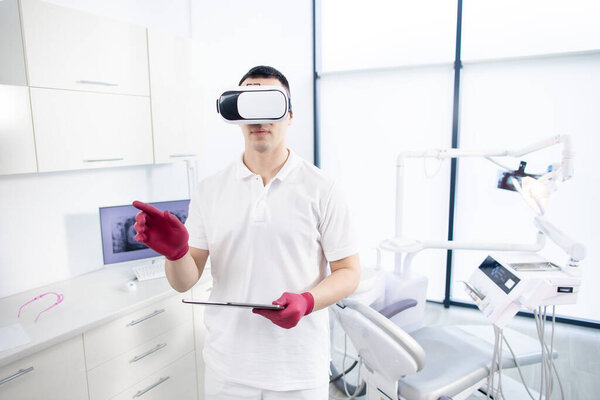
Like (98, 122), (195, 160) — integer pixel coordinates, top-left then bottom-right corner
(30, 88), (153, 173)
(110, 351), (197, 400)
(85, 293), (191, 369)
(88, 322), (194, 400)
(0, 335), (87, 400)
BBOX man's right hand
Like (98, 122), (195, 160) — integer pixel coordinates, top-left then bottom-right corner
(132, 200), (189, 261)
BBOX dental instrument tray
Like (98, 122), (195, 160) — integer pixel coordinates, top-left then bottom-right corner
(182, 299), (284, 310)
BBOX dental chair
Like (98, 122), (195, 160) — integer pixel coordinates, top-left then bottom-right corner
(331, 298), (547, 400)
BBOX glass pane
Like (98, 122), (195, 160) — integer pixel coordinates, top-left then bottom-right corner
(320, 0), (457, 72)
(462, 0), (600, 61)
(319, 66), (454, 301)
(452, 54), (600, 322)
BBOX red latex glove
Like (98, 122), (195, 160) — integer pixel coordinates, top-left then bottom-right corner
(132, 200), (189, 261)
(253, 292), (314, 329)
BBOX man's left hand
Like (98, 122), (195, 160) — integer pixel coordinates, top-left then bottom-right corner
(253, 292), (314, 329)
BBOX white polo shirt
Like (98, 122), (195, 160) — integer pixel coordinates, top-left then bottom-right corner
(185, 149), (358, 391)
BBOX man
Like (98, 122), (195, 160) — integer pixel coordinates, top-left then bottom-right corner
(133, 65), (360, 399)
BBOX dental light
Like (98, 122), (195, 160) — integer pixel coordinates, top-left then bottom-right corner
(216, 85), (290, 124)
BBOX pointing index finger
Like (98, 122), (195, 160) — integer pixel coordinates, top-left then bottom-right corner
(132, 200), (162, 217)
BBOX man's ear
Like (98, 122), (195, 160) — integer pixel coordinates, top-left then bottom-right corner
(288, 112), (294, 126)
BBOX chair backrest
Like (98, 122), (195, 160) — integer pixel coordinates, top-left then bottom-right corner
(332, 299), (426, 382)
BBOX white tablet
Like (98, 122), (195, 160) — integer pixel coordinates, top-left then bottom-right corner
(182, 299), (284, 310)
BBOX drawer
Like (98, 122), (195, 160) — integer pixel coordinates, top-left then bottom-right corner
(0, 335), (87, 400)
(85, 293), (191, 369)
(88, 322), (194, 400)
(110, 352), (197, 400)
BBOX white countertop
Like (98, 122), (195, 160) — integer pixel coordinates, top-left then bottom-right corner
(0, 263), (210, 368)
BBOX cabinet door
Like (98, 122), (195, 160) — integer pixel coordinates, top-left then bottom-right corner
(110, 352), (197, 400)
(20, 0), (149, 96)
(31, 88), (153, 172)
(0, 0), (27, 86)
(0, 335), (87, 400)
(0, 85), (37, 175)
(87, 322), (194, 400)
(84, 293), (191, 370)
(148, 29), (204, 164)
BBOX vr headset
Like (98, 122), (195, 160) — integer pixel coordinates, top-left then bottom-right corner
(216, 85), (291, 124)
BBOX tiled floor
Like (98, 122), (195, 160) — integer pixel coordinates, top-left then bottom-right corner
(330, 302), (600, 399)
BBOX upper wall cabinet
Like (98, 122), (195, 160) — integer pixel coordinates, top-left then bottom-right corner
(31, 88), (153, 172)
(0, 85), (37, 175)
(148, 29), (204, 164)
(20, 0), (149, 96)
(0, 0), (27, 86)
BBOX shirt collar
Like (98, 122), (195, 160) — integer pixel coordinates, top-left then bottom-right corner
(235, 149), (300, 182)
(236, 153), (255, 180)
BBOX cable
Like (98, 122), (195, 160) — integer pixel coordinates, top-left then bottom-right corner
(331, 332), (365, 400)
(533, 306), (565, 400)
(329, 361), (358, 383)
(497, 328), (506, 400)
(423, 156), (444, 178)
(550, 307), (565, 400)
(486, 325), (500, 399)
(485, 156), (514, 171)
(329, 380), (366, 400)
(502, 335), (537, 400)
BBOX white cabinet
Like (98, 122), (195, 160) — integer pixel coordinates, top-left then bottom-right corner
(0, 0), (27, 86)
(87, 322), (195, 400)
(84, 293), (191, 370)
(0, 1), (206, 175)
(20, 0), (149, 96)
(84, 293), (197, 400)
(0, 85), (37, 175)
(30, 87), (153, 172)
(0, 335), (88, 400)
(148, 29), (204, 164)
(110, 352), (197, 400)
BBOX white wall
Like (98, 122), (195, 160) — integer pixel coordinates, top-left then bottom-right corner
(190, 0), (315, 175)
(42, 0), (192, 38)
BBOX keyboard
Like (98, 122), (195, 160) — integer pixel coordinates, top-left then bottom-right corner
(132, 260), (166, 281)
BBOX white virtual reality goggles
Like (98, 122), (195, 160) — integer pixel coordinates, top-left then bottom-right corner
(216, 85), (291, 124)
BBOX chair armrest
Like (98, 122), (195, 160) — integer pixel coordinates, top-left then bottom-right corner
(377, 298), (418, 319)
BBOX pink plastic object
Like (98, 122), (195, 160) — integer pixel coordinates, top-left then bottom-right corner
(18, 291), (64, 323)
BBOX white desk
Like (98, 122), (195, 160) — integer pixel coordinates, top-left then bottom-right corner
(0, 263), (209, 368)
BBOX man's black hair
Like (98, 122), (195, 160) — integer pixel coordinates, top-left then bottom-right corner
(239, 65), (292, 113)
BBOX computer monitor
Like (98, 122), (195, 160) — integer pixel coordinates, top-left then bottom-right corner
(99, 199), (190, 265)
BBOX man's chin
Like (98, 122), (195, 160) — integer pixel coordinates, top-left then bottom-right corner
(251, 142), (270, 153)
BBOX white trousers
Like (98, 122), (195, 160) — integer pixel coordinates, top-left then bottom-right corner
(204, 364), (330, 400)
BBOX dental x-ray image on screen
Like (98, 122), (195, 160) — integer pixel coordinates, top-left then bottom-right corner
(99, 199), (190, 265)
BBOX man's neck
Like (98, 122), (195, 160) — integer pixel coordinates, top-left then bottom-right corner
(243, 146), (290, 186)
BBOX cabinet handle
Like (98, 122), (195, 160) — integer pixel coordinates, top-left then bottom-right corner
(76, 80), (119, 87)
(129, 343), (167, 363)
(127, 309), (165, 327)
(169, 153), (198, 158)
(0, 367), (34, 386)
(83, 157), (124, 163)
(132, 376), (170, 398)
